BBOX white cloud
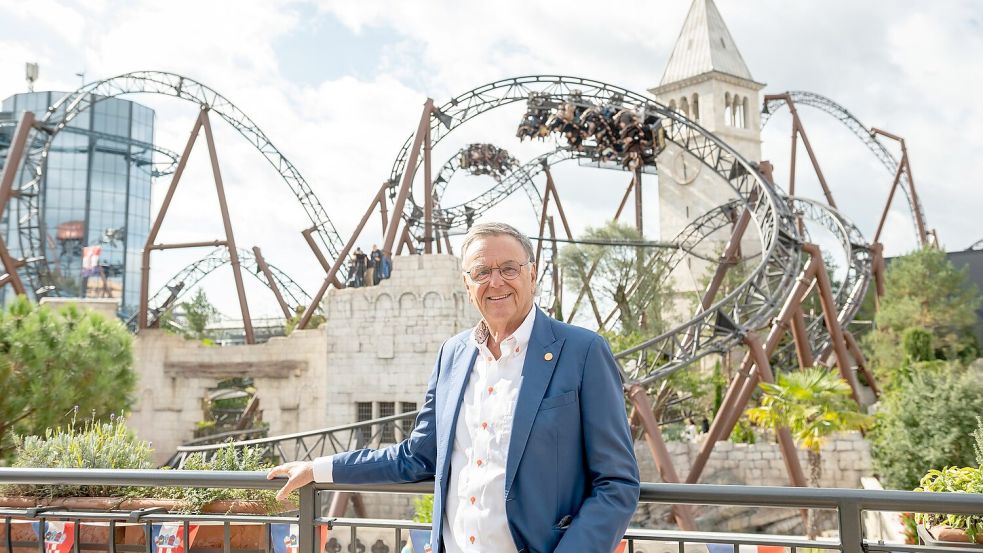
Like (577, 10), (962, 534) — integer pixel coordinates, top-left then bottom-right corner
(2, 0), (981, 319)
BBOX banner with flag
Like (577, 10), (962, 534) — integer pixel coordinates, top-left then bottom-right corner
(81, 245), (102, 277)
(31, 521), (75, 553)
(270, 524), (327, 553)
(151, 523), (199, 553)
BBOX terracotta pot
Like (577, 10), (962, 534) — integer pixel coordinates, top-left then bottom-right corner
(921, 524), (983, 545)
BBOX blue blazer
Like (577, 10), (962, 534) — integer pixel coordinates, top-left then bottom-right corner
(330, 309), (640, 553)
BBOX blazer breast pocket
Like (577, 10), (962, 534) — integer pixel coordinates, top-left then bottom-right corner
(539, 390), (577, 411)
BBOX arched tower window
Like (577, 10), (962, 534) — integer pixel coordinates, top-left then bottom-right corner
(724, 92), (734, 126)
(734, 95), (745, 129)
(669, 99), (678, 112)
(691, 93), (700, 122)
(742, 96), (750, 129)
(680, 96), (689, 117)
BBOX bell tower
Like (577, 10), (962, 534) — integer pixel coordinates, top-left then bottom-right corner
(651, 0), (765, 242)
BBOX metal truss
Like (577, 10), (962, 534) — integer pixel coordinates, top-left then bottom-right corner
(384, 76), (802, 383)
(134, 246), (312, 330)
(164, 410), (419, 468)
(770, 197), (872, 370)
(762, 91), (928, 245)
(11, 71), (344, 297)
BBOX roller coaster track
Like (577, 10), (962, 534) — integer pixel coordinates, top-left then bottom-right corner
(164, 410), (419, 468)
(762, 91), (928, 245)
(10, 71), (345, 297)
(131, 246), (312, 330)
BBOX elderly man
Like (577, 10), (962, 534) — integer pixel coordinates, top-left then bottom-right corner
(268, 222), (639, 552)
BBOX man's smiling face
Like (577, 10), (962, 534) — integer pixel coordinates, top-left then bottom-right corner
(462, 234), (536, 333)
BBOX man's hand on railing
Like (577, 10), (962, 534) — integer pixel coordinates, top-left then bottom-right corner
(266, 461), (314, 501)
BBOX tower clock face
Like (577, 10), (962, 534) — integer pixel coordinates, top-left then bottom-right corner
(670, 149), (702, 185)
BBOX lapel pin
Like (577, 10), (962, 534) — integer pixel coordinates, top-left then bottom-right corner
(544, 352), (553, 361)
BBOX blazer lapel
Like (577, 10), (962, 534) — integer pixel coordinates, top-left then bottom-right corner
(505, 309), (564, 496)
(436, 342), (478, 486)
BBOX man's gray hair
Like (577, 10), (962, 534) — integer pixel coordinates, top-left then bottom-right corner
(460, 222), (535, 263)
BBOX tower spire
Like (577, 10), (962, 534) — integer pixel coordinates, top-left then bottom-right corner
(659, 0), (754, 86)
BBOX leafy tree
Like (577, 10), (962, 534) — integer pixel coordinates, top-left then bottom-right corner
(0, 296), (135, 462)
(747, 367), (872, 538)
(869, 362), (983, 490)
(902, 327), (933, 363)
(285, 305), (325, 335)
(559, 220), (671, 334)
(181, 288), (220, 341)
(863, 248), (980, 380)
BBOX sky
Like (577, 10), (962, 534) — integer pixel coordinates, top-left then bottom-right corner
(0, 0), (980, 320)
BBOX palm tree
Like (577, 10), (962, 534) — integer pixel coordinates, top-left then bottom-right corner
(748, 367), (873, 538)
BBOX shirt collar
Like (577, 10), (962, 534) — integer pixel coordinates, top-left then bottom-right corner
(471, 304), (538, 349)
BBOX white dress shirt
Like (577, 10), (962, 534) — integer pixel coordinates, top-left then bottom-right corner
(312, 306), (537, 552)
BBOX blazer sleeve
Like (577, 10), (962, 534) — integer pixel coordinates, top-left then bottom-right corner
(555, 334), (640, 553)
(327, 342), (445, 484)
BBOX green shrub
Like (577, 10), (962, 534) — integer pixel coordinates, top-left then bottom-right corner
(915, 466), (983, 540)
(2, 414), (153, 498)
(413, 494), (434, 523)
(869, 364), (983, 490)
(0, 296), (135, 462)
(975, 417), (983, 467)
(140, 443), (286, 514)
(902, 327), (933, 363)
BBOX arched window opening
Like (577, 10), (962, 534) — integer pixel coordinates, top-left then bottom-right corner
(691, 93), (700, 122)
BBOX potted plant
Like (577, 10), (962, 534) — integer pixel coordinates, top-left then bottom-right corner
(913, 417), (983, 545)
(747, 367), (873, 539)
(0, 416), (294, 553)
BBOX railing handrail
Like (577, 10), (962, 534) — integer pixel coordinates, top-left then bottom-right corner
(1, 468), (981, 515)
(170, 411), (420, 453)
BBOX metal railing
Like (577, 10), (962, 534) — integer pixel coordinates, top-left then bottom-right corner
(1, 469), (982, 553)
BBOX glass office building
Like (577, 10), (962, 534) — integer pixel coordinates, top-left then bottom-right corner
(0, 91), (155, 321)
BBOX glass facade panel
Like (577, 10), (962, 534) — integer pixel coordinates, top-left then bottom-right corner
(0, 91), (155, 319)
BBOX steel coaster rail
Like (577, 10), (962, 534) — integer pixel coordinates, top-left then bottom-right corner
(164, 410), (419, 468)
(11, 71), (345, 297)
(761, 90), (927, 246)
(2, 469), (982, 553)
(138, 246), (312, 330)
(386, 75), (803, 383)
(770, 197), (872, 370)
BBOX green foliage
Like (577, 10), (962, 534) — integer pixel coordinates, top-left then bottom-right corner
(0, 296), (135, 462)
(285, 305), (325, 335)
(182, 289), (220, 341)
(863, 248), (980, 381)
(2, 414), (153, 497)
(729, 417), (757, 444)
(974, 417), (983, 467)
(748, 367), (872, 453)
(902, 327), (934, 363)
(869, 364), (983, 490)
(140, 444), (286, 514)
(558, 221), (671, 334)
(412, 494), (434, 523)
(915, 466), (983, 540)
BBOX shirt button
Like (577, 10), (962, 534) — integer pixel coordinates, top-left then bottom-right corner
(486, 356), (492, 362)
(469, 536), (476, 544)
(515, 347), (520, 353)
(487, 386), (494, 394)
(481, 421), (488, 430)
(470, 496), (476, 504)
(476, 459), (483, 466)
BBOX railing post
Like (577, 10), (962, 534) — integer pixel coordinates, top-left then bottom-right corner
(298, 484), (319, 553)
(838, 500), (863, 553)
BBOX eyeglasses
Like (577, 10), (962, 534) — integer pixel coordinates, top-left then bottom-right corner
(463, 261), (531, 284)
